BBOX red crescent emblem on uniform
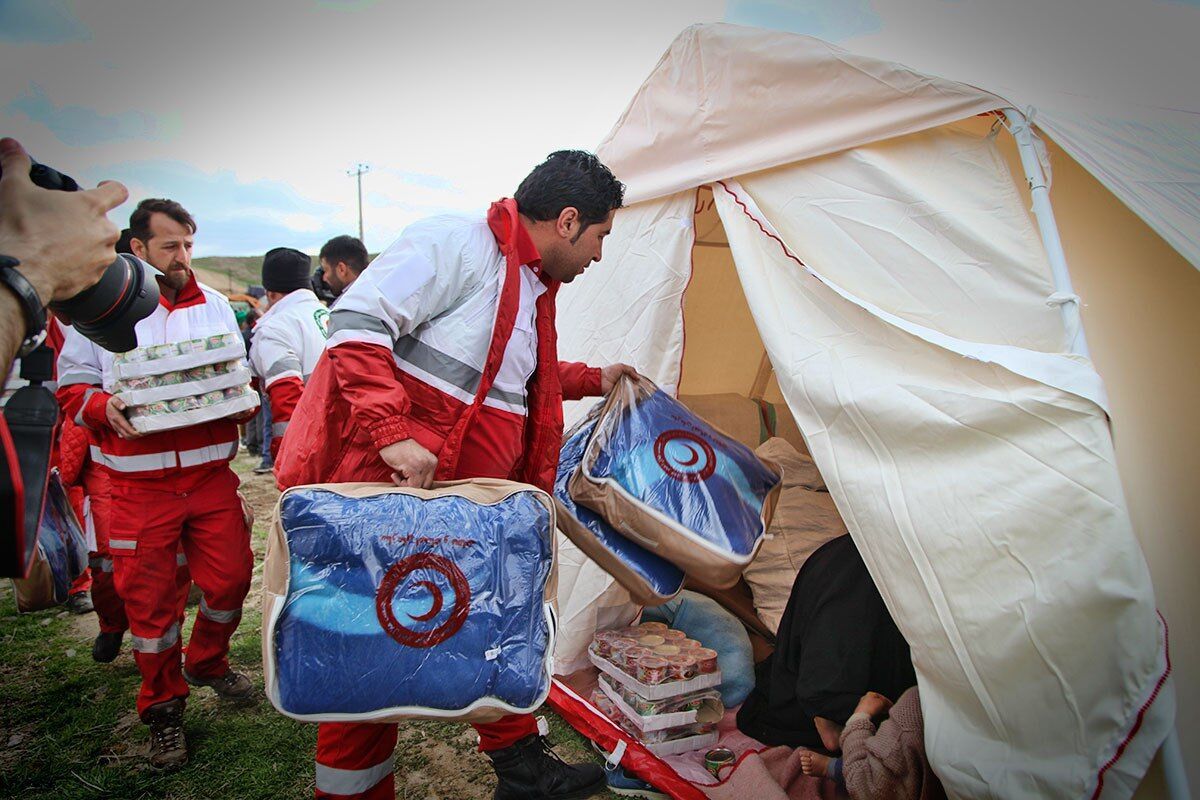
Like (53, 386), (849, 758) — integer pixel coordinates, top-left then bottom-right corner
(654, 429), (717, 482)
(375, 553), (470, 648)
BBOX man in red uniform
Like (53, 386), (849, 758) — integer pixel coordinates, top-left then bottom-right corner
(278, 151), (633, 800)
(57, 199), (256, 770)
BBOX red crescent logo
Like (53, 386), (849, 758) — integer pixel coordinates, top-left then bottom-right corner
(409, 580), (444, 622)
(375, 553), (470, 648)
(654, 430), (716, 482)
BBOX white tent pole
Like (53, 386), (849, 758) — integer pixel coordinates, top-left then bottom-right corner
(1006, 107), (1190, 800)
(1002, 108), (1090, 358)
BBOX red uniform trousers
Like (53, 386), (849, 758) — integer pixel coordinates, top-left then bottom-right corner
(109, 465), (251, 717)
(313, 408), (539, 800)
(82, 466), (191, 635)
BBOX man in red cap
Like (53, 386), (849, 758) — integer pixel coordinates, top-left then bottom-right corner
(278, 151), (635, 800)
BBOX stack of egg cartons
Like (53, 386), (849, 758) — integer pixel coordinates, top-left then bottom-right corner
(587, 621), (724, 755)
(110, 332), (258, 433)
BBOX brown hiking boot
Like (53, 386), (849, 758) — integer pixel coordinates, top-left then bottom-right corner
(183, 668), (254, 701)
(145, 698), (188, 769)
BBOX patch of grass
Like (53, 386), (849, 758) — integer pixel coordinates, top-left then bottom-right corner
(0, 453), (620, 799)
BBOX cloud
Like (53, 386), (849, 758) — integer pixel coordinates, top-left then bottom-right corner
(6, 84), (170, 146)
(725, 0), (882, 40)
(0, 0), (89, 43)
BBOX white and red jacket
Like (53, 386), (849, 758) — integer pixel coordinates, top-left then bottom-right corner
(57, 273), (246, 481)
(247, 288), (329, 452)
(277, 200), (601, 491)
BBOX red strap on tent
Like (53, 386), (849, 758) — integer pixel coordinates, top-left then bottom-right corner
(548, 680), (708, 800)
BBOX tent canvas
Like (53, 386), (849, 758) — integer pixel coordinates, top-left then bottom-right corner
(547, 23), (1185, 800)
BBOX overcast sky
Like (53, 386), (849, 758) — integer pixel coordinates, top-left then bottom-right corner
(2, 0), (1194, 256)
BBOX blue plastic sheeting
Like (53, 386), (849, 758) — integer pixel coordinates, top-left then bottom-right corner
(273, 487), (554, 717)
(39, 472), (88, 605)
(585, 384), (779, 560)
(556, 404), (685, 601)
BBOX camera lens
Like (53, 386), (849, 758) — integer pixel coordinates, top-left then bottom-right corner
(49, 254), (160, 352)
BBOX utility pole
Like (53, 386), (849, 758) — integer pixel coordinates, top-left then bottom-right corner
(347, 163), (370, 244)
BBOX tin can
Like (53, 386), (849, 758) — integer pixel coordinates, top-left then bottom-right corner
(637, 656), (669, 685)
(608, 637), (637, 662)
(621, 646), (651, 673)
(661, 629), (687, 641)
(652, 644), (681, 658)
(678, 638), (702, 650)
(667, 654), (698, 681)
(693, 647), (720, 674)
(637, 634), (665, 648)
(704, 747), (736, 778)
(637, 621), (668, 634)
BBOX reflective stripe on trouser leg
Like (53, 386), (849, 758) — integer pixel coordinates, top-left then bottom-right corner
(109, 482), (191, 717)
(180, 467), (252, 679)
(315, 722), (397, 800)
(87, 489), (127, 634)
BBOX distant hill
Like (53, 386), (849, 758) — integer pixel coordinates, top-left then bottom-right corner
(191, 256), (265, 294)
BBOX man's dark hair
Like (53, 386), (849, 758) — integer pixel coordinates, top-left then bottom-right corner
(514, 151), (625, 229)
(129, 198), (196, 243)
(115, 228), (135, 254)
(318, 235), (369, 274)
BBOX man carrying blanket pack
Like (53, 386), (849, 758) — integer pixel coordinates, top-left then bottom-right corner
(277, 151), (636, 800)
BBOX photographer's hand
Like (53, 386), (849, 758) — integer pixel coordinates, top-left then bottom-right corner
(0, 137), (128, 304)
(104, 396), (142, 439)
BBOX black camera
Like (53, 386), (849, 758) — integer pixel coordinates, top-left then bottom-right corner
(1, 159), (160, 577)
(26, 161), (160, 352)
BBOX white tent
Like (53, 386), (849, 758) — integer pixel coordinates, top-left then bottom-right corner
(550, 23), (1189, 800)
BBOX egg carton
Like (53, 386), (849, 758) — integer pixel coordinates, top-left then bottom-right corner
(112, 333), (245, 381)
(114, 364), (251, 406)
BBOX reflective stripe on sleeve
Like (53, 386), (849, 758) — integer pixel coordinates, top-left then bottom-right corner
(265, 356), (302, 380)
(75, 387), (102, 427)
(199, 597), (242, 624)
(58, 370), (102, 388)
(314, 755), (395, 796)
(131, 622), (180, 654)
(328, 309), (393, 338)
(109, 539), (138, 551)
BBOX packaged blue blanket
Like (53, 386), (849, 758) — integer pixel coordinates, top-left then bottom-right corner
(555, 402), (685, 606)
(264, 480), (556, 723)
(569, 377), (781, 588)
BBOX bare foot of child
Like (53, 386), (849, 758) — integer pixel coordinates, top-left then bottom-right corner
(813, 716), (843, 752)
(800, 748), (832, 777)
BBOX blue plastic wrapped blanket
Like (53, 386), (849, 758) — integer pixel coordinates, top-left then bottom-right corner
(555, 403), (684, 606)
(569, 377), (781, 587)
(265, 481), (556, 723)
(13, 472), (88, 613)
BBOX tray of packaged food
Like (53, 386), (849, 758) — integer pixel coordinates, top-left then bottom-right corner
(590, 688), (720, 756)
(113, 360), (251, 406)
(587, 626), (721, 701)
(127, 384), (259, 433)
(112, 333), (245, 381)
(597, 673), (723, 732)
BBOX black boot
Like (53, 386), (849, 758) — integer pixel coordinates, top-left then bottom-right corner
(487, 734), (606, 800)
(92, 631), (123, 663)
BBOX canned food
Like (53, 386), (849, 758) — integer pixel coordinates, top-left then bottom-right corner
(652, 644), (681, 657)
(704, 747), (736, 778)
(693, 647), (720, 674)
(678, 638), (702, 650)
(637, 621), (668, 634)
(667, 654), (698, 681)
(661, 629), (687, 641)
(621, 646), (651, 673)
(637, 656), (669, 685)
(637, 635), (665, 648)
